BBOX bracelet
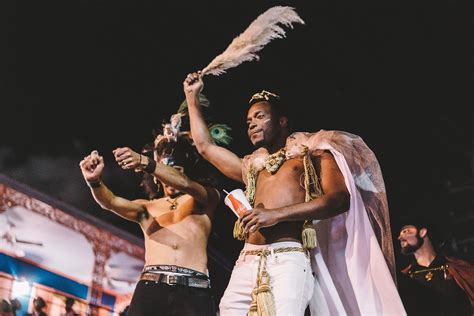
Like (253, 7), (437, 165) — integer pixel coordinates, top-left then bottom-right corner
(87, 178), (102, 188)
(144, 159), (156, 173)
(138, 154), (142, 166)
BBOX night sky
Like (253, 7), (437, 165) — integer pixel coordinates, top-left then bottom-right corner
(1, 0), (472, 279)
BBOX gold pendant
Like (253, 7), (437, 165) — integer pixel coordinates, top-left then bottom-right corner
(425, 271), (433, 281)
(165, 197), (179, 210)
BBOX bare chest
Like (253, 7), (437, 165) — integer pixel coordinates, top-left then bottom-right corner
(257, 158), (304, 187)
(254, 158), (306, 207)
(142, 196), (210, 236)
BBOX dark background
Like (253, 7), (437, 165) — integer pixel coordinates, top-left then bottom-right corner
(1, 0), (472, 305)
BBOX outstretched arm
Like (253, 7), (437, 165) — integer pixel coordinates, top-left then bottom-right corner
(241, 151), (350, 233)
(79, 151), (147, 222)
(114, 147), (220, 207)
(183, 72), (243, 183)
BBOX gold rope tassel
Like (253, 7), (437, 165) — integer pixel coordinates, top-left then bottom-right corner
(302, 220), (317, 249)
(238, 166), (256, 242)
(248, 254), (275, 316)
(255, 271), (275, 316)
(248, 290), (259, 316)
(245, 166), (257, 207)
(233, 218), (247, 240)
(301, 146), (323, 249)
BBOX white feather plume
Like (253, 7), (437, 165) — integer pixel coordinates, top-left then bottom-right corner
(201, 6), (305, 76)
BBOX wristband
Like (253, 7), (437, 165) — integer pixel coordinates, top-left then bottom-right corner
(144, 159), (156, 173)
(87, 178), (102, 188)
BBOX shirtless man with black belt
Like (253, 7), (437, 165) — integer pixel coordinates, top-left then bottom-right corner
(80, 131), (220, 316)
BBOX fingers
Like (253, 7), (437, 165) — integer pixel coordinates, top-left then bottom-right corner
(79, 153), (103, 173)
(113, 147), (130, 159)
(79, 155), (95, 169)
(240, 210), (254, 228)
(79, 159), (86, 169)
(114, 148), (132, 162)
(242, 209), (253, 218)
(244, 217), (259, 234)
(187, 72), (199, 80)
(120, 157), (135, 169)
(183, 72), (201, 85)
(113, 147), (139, 170)
(117, 157), (132, 164)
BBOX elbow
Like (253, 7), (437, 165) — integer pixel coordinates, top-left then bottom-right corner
(98, 201), (112, 211)
(173, 176), (193, 193)
(329, 190), (350, 215)
(338, 191), (351, 213)
(97, 195), (116, 212)
(320, 191), (350, 218)
(195, 142), (211, 158)
(195, 143), (206, 156)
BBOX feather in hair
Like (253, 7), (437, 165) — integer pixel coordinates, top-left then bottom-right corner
(201, 6), (304, 76)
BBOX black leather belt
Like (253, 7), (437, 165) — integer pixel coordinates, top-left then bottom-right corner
(140, 272), (211, 289)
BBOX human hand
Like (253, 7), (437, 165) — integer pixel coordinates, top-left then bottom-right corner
(113, 147), (143, 171)
(240, 206), (281, 234)
(183, 71), (204, 98)
(79, 150), (104, 182)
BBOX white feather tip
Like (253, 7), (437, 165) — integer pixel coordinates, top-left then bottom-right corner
(201, 6), (305, 76)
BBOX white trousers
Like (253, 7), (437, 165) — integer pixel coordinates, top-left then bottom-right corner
(219, 241), (314, 316)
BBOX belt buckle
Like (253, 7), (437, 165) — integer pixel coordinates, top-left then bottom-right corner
(166, 274), (178, 285)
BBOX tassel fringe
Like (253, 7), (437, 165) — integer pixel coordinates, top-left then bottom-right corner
(302, 220), (317, 249)
(248, 255), (275, 316)
(302, 146), (323, 249)
(233, 219), (247, 240)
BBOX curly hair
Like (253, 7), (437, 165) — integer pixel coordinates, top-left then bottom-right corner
(140, 136), (218, 200)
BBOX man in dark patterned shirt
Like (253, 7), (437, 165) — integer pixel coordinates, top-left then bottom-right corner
(398, 218), (473, 315)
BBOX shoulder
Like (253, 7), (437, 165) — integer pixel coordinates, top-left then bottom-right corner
(446, 256), (474, 268)
(131, 198), (170, 213)
(242, 147), (268, 176)
(131, 198), (157, 206)
(286, 131), (333, 157)
(312, 149), (333, 158)
(243, 147), (268, 161)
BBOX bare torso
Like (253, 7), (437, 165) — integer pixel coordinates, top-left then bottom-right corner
(248, 156), (311, 245)
(139, 194), (212, 274)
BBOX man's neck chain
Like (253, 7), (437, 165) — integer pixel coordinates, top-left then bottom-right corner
(409, 264), (448, 281)
(165, 195), (181, 210)
(264, 148), (286, 174)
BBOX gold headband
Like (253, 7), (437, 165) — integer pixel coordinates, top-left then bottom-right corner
(249, 90), (280, 104)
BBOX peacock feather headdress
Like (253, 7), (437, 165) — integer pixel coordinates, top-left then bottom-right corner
(159, 93), (233, 149)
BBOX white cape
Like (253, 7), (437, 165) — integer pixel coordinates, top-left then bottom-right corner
(309, 145), (405, 315)
(243, 130), (406, 315)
